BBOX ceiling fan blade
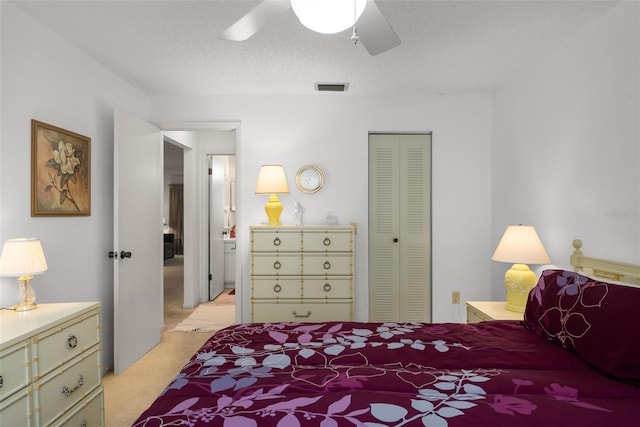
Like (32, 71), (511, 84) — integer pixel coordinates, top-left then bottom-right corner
(357, 0), (401, 56)
(219, 0), (291, 41)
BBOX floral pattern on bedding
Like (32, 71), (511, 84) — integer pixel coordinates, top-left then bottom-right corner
(524, 269), (640, 384)
(132, 321), (640, 427)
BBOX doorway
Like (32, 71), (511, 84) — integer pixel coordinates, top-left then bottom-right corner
(163, 140), (186, 329)
(208, 155), (236, 301)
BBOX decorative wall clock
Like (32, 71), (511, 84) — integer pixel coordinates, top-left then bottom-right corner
(296, 165), (324, 193)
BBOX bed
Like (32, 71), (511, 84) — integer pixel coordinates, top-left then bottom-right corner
(132, 239), (640, 426)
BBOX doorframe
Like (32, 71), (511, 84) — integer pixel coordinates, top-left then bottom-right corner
(159, 121), (241, 322)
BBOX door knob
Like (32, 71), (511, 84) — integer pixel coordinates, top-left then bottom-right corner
(120, 251), (132, 259)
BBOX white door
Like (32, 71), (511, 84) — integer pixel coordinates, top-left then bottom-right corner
(209, 156), (225, 300)
(113, 109), (163, 374)
(369, 133), (432, 322)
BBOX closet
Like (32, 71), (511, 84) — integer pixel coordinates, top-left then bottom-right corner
(368, 133), (432, 321)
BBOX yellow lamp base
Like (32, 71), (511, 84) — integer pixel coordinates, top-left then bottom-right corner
(264, 194), (283, 226)
(504, 263), (537, 313)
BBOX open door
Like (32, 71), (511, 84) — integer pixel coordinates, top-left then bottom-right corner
(113, 109), (163, 374)
(208, 156), (225, 300)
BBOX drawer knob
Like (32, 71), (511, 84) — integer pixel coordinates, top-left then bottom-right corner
(61, 374), (84, 397)
(273, 237), (281, 246)
(273, 261), (282, 270)
(323, 283), (332, 292)
(323, 237), (331, 246)
(273, 284), (282, 293)
(323, 261), (331, 270)
(292, 310), (311, 318)
(67, 334), (78, 349)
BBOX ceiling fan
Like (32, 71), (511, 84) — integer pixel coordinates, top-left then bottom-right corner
(218, 0), (401, 56)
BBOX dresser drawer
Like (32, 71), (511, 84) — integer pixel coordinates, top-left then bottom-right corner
(252, 278), (302, 299)
(252, 301), (353, 322)
(36, 346), (101, 426)
(251, 253), (302, 275)
(0, 387), (33, 427)
(303, 277), (352, 299)
(302, 230), (353, 252)
(33, 311), (100, 378)
(466, 307), (487, 323)
(251, 230), (301, 252)
(302, 254), (353, 275)
(50, 386), (103, 427)
(0, 340), (30, 401)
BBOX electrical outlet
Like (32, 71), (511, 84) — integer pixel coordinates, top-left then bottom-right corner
(452, 291), (461, 304)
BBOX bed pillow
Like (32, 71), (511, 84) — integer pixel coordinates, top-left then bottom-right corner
(524, 269), (640, 384)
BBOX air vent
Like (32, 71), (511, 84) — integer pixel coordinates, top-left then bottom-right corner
(315, 83), (349, 92)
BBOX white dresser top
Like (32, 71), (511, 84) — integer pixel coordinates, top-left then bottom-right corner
(0, 302), (99, 348)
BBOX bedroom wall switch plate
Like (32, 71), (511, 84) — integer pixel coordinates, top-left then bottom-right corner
(452, 291), (461, 304)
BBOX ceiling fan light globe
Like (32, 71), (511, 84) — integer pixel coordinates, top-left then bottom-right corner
(291, 0), (367, 34)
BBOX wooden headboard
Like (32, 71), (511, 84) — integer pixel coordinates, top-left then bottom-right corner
(570, 239), (640, 286)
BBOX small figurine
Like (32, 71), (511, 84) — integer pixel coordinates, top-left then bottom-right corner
(293, 201), (305, 225)
(325, 211), (338, 225)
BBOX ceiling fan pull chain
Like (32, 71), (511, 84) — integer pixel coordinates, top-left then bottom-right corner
(351, 26), (359, 45)
(351, 0), (359, 45)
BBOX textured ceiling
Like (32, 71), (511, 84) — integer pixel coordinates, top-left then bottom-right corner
(12, 0), (620, 96)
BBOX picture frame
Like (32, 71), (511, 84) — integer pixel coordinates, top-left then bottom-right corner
(31, 120), (91, 216)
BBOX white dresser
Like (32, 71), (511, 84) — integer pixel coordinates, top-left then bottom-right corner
(250, 225), (355, 322)
(0, 302), (103, 427)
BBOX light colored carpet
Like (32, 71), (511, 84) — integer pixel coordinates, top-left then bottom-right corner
(173, 304), (236, 332)
(102, 255), (236, 427)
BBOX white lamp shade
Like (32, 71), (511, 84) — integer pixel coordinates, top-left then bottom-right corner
(492, 225), (551, 265)
(291, 0), (367, 34)
(0, 238), (48, 277)
(255, 165), (290, 194)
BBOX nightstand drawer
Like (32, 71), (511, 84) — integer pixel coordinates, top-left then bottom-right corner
(466, 304), (491, 323)
(466, 301), (524, 323)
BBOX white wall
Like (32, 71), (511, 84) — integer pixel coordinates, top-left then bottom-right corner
(151, 93), (493, 322)
(0, 3), (150, 372)
(492, 1), (640, 298)
(3, 0), (634, 376)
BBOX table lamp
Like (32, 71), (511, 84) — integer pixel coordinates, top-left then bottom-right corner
(255, 165), (289, 226)
(492, 225), (550, 312)
(0, 238), (48, 311)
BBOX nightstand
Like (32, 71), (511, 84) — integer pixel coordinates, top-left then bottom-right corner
(466, 301), (524, 323)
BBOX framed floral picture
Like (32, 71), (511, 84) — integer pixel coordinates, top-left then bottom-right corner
(31, 120), (91, 216)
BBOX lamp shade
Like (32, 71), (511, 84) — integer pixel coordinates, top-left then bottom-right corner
(492, 225), (551, 265)
(0, 238), (48, 277)
(255, 165), (290, 195)
(291, 0), (367, 34)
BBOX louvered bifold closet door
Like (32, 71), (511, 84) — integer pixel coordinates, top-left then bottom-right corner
(369, 133), (431, 322)
(369, 135), (401, 321)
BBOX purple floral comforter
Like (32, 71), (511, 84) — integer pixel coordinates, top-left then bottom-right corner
(132, 321), (640, 426)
